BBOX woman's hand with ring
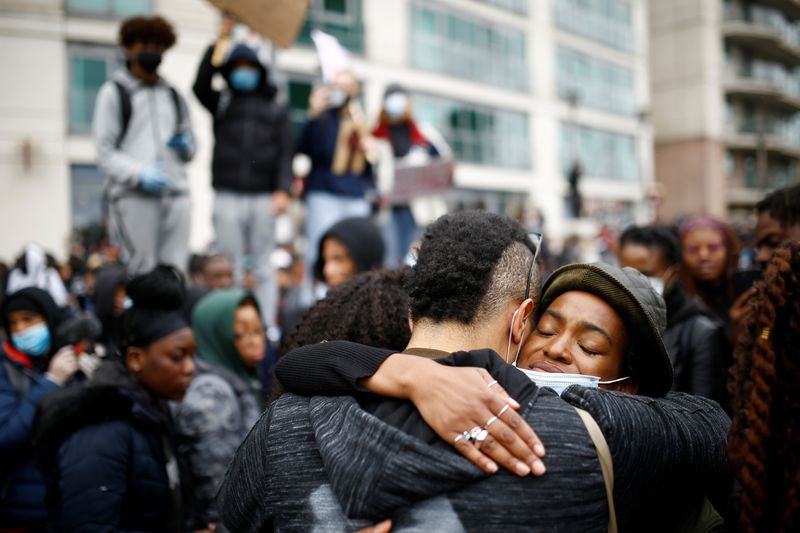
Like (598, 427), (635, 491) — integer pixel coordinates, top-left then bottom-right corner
(408, 363), (546, 477)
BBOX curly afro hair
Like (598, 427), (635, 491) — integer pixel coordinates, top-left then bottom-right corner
(281, 269), (411, 356)
(756, 184), (800, 229)
(119, 16), (176, 49)
(406, 210), (536, 325)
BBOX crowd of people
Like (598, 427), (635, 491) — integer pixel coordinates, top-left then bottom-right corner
(1, 12), (800, 533)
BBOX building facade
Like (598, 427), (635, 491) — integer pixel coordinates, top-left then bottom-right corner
(0, 0), (652, 261)
(651, 0), (800, 222)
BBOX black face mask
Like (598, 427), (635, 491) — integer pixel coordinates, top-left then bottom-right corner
(136, 51), (162, 74)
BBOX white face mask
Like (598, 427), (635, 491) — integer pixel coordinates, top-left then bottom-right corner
(647, 277), (665, 295)
(518, 369), (631, 396)
(384, 93), (408, 119)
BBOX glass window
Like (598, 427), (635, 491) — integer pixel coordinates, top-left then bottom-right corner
(287, 77), (314, 138)
(557, 46), (636, 116)
(71, 164), (106, 234)
(413, 93), (531, 169)
(68, 43), (122, 134)
(560, 122), (638, 181)
(554, 0), (634, 53)
(411, 1), (529, 91)
(297, 0), (364, 54)
(476, 0), (529, 15)
(66, 0), (151, 18)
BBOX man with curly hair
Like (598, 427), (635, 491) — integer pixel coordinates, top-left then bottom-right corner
(93, 16), (195, 276)
(754, 184), (800, 268)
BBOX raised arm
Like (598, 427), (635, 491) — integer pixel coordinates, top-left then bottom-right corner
(275, 342), (545, 476)
(192, 44), (221, 114)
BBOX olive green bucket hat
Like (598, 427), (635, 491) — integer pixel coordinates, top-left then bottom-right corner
(538, 262), (673, 397)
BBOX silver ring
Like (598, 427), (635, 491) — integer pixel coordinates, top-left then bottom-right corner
(470, 426), (489, 447)
(486, 380), (498, 388)
(485, 415), (498, 427)
(497, 404), (511, 417)
(454, 430), (473, 444)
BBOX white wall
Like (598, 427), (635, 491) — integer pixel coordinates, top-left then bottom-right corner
(0, 3), (70, 261)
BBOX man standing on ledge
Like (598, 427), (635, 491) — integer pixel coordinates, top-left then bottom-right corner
(94, 16), (195, 275)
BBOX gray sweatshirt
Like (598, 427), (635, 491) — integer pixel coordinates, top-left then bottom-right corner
(93, 68), (194, 199)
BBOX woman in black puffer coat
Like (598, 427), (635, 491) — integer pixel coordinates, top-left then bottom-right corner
(33, 266), (200, 532)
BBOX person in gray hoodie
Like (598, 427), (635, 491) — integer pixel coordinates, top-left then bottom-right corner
(93, 16), (195, 276)
(219, 212), (730, 532)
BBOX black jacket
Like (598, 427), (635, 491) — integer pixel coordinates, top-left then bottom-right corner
(193, 44), (293, 194)
(662, 283), (728, 406)
(33, 360), (186, 532)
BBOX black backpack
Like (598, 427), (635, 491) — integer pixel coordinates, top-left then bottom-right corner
(112, 80), (184, 149)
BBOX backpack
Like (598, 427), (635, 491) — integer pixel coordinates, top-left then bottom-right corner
(112, 80), (184, 149)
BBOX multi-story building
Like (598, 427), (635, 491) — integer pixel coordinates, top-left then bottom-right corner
(0, 0), (652, 261)
(651, 0), (800, 222)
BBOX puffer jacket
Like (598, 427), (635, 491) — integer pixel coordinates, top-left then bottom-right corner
(33, 360), (185, 532)
(172, 359), (261, 530)
(0, 350), (59, 527)
(193, 44), (293, 194)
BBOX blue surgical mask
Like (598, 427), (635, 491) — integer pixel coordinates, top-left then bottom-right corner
(12, 322), (51, 357)
(230, 67), (261, 92)
(384, 93), (408, 119)
(518, 369), (630, 395)
(518, 369), (600, 395)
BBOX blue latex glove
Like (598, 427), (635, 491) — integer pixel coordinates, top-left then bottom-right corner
(166, 132), (193, 157)
(139, 163), (170, 192)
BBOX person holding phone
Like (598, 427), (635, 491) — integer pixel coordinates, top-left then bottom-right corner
(297, 69), (376, 304)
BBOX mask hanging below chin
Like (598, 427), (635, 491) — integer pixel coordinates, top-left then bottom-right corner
(517, 369), (631, 396)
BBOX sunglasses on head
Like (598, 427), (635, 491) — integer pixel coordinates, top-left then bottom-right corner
(524, 232), (543, 301)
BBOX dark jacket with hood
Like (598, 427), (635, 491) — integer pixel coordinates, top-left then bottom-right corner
(0, 288), (66, 527)
(314, 217), (385, 282)
(661, 282), (728, 405)
(32, 359), (186, 532)
(220, 348), (730, 532)
(193, 43), (293, 194)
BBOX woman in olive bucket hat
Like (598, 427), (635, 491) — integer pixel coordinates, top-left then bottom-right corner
(517, 262), (674, 397)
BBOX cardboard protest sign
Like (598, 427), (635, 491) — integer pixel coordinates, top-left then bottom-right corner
(207, 0), (311, 48)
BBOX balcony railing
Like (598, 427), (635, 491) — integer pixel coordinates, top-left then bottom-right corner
(723, 5), (800, 65)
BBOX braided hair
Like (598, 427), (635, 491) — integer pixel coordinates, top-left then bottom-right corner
(728, 242), (800, 532)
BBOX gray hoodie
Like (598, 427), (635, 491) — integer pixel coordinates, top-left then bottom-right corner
(93, 68), (194, 199)
(219, 361), (730, 532)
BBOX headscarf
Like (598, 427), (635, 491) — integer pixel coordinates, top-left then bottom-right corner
(191, 288), (260, 382)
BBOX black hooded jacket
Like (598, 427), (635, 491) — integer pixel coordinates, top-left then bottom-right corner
(193, 44), (293, 194)
(314, 217), (385, 282)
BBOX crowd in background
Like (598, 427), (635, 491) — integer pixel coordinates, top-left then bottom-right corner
(1, 12), (800, 533)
